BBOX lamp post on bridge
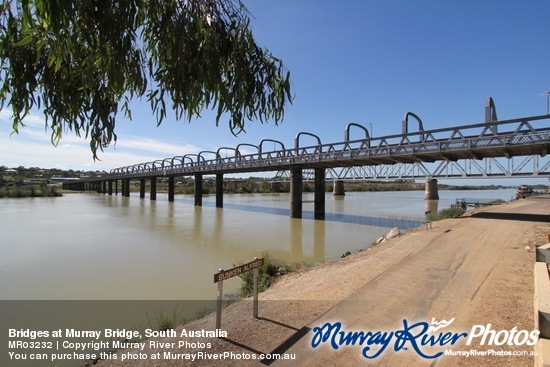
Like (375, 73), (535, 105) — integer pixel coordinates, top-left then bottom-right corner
(545, 91), (550, 114)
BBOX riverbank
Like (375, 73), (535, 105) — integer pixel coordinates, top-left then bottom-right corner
(0, 185), (61, 198)
(95, 195), (549, 367)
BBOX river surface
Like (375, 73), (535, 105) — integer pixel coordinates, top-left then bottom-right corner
(0, 188), (517, 367)
(0, 189), (516, 301)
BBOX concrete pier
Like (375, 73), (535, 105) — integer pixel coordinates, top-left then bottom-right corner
(424, 178), (439, 200)
(333, 180), (345, 196)
(194, 174), (203, 206)
(314, 168), (326, 220)
(123, 179), (130, 197)
(168, 177), (175, 202)
(216, 174), (223, 208)
(150, 177), (157, 201)
(140, 178), (146, 198)
(290, 166), (303, 218)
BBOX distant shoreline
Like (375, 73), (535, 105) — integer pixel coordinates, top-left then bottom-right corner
(0, 185), (62, 198)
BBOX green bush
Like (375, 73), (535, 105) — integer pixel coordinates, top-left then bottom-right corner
(238, 255), (286, 298)
(146, 305), (187, 332)
(434, 208), (465, 220)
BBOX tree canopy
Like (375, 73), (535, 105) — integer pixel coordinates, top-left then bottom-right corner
(0, 0), (292, 159)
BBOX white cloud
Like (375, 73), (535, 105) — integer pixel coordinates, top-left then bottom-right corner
(0, 107), (272, 172)
(114, 136), (200, 156)
(0, 109), (46, 127)
(0, 117), (205, 170)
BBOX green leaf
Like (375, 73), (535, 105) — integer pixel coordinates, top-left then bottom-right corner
(14, 34), (33, 47)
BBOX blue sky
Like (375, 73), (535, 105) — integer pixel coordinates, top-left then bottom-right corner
(0, 0), (549, 184)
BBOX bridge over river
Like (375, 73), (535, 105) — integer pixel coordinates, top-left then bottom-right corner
(65, 100), (550, 220)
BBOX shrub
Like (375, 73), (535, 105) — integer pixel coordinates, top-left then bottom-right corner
(434, 208), (465, 220)
(238, 255), (286, 298)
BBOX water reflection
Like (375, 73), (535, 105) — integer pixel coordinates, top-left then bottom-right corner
(290, 218), (303, 263)
(425, 200), (439, 221)
(191, 198), (423, 229)
(314, 220), (326, 263)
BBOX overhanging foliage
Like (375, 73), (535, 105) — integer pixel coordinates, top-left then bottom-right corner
(0, 0), (293, 159)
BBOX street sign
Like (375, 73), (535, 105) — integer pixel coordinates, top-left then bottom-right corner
(214, 257), (265, 329)
(214, 258), (264, 283)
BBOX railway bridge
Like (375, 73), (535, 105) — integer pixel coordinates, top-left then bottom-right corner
(65, 99), (550, 220)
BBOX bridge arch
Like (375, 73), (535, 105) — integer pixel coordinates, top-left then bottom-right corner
(171, 156), (184, 166)
(217, 147), (238, 159)
(182, 154), (200, 165)
(402, 112), (425, 141)
(139, 162), (153, 172)
(259, 139), (285, 154)
(344, 123), (370, 142)
(198, 150), (220, 163)
(236, 143), (259, 157)
(152, 160), (165, 171)
(118, 166), (127, 174)
(162, 158), (173, 169)
(294, 132), (322, 154)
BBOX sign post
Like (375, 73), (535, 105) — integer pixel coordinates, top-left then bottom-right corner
(425, 210), (432, 231)
(253, 261), (259, 318)
(214, 257), (264, 330)
(216, 268), (223, 330)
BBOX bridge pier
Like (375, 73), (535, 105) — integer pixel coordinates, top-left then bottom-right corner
(168, 177), (175, 202)
(140, 179), (146, 198)
(150, 177), (157, 201)
(424, 178), (439, 200)
(114, 180), (118, 195)
(333, 180), (345, 196)
(216, 174), (223, 208)
(123, 179), (130, 197)
(314, 168), (325, 220)
(194, 174), (203, 206)
(290, 166), (302, 218)
(108, 180), (113, 195)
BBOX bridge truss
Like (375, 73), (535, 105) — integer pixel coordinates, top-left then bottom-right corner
(273, 155), (550, 181)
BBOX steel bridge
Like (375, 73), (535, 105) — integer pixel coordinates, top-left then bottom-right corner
(66, 99), (550, 220)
